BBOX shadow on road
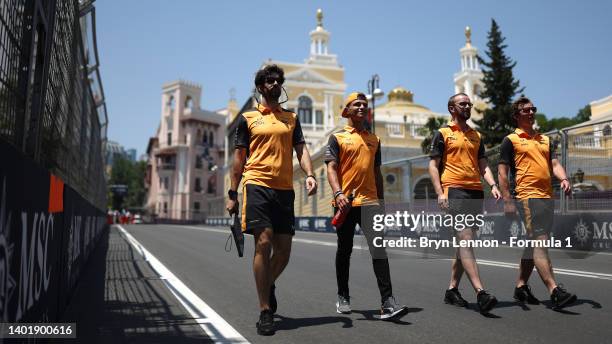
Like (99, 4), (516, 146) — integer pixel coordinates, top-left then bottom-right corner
(273, 314), (354, 330)
(60, 226), (211, 343)
(352, 307), (422, 324)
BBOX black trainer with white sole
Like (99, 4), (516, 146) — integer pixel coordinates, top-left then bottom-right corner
(380, 296), (408, 320)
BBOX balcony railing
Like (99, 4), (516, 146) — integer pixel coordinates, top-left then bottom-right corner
(158, 163), (176, 170)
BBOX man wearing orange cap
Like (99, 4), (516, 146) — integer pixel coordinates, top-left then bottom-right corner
(324, 92), (408, 320)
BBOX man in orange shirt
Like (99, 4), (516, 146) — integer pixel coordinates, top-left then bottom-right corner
(226, 65), (317, 335)
(325, 92), (407, 320)
(498, 96), (576, 309)
(428, 93), (501, 314)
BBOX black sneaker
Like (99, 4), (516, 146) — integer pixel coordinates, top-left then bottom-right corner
(477, 290), (498, 314)
(514, 285), (540, 305)
(256, 310), (275, 336)
(380, 296), (408, 320)
(269, 284), (277, 314)
(444, 287), (468, 307)
(551, 285), (577, 309)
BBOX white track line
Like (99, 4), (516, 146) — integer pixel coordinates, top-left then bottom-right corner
(116, 225), (249, 344)
(475, 259), (612, 281)
(170, 224), (612, 281)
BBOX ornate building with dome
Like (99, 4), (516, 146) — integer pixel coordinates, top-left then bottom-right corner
(221, 10), (474, 217)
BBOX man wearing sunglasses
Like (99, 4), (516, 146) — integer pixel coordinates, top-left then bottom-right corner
(226, 64), (317, 335)
(498, 97), (577, 309)
(429, 93), (501, 314)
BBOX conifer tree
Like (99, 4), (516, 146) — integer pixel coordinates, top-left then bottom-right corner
(474, 19), (523, 147)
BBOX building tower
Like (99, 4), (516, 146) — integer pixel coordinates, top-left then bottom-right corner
(453, 26), (486, 117)
(260, 8), (345, 151)
(145, 80), (226, 220)
(306, 9), (338, 66)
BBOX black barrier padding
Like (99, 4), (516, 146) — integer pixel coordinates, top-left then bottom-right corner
(58, 184), (107, 311)
(0, 141), (61, 322)
(0, 141), (107, 323)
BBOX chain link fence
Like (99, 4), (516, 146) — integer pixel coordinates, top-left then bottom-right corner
(563, 120), (612, 212)
(0, 0), (107, 210)
(382, 120), (612, 215)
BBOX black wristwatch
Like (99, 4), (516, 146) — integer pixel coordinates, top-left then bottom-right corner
(227, 189), (238, 201)
(306, 174), (316, 181)
(490, 183), (499, 189)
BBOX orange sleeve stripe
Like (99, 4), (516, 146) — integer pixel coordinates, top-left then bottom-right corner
(48, 174), (64, 213)
(241, 184), (247, 232)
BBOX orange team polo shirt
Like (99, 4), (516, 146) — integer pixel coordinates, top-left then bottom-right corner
(429, 122), (485, 192)
(234, 103), (305, 190)
(324, 125), (381, 206)
(498, 128), (555, 199)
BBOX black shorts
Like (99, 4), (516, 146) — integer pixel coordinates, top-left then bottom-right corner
(241, 184), (295, 235)
(517, 198), (553, 238)
(447, 187), (484, 231)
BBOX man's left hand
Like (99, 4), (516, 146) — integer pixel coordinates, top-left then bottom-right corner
(491, 186), (502, 201)
(560, 179), (571, 195)
(306, 176), (317, 196)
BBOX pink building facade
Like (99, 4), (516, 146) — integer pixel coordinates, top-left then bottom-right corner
(145, 80), (225, 221)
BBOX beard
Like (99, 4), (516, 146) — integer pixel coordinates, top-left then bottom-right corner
(458, 108), (471, 120)
(263, 86), (281, 101)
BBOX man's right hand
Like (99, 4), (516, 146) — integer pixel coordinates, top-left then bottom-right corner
(504, 199), (516, 216)
(437, 194), (449, 211)
(226, 199), (238, 216)
(336, 193), (351, 212)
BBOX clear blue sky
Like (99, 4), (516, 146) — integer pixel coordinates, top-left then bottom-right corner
(96, 0), (612, 156)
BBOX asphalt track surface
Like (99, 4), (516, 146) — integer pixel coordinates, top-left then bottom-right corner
(100, 224), (611, 344)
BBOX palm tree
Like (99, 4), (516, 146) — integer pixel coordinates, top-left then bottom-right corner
(419, 116), (447, 154)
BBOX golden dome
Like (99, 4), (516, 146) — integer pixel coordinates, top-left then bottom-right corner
(388, 86), (414, 102)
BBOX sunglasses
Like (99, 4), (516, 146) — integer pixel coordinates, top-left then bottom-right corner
(520, 106), (537, 114)
(265, 76), (282, 85)
(455, 101), (473, 108)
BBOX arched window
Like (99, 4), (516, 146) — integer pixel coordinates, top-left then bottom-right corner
(185, 96), (193, 109)
(167, 95), (175, 113)
(603, 124), (611, 136)
(298, 96), (313, 124)
(413, 178), (435, 199)
(203, 130), (208, 144)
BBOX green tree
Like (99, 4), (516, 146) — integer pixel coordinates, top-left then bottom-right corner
(109, 157), (146, 210)
(574, 104), (591, 123)
(535, 104), (592, 132)
(419, 116), (448, 154)
(474, 19), (524, 147)
(125, 160), (147, 208)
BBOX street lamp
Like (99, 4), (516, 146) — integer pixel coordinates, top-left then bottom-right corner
(367, 74), (384, 134)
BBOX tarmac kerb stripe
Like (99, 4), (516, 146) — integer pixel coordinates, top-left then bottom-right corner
(116, 225), (250, 344)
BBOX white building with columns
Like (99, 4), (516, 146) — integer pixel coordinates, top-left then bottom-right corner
(453, 26), (486, 121)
